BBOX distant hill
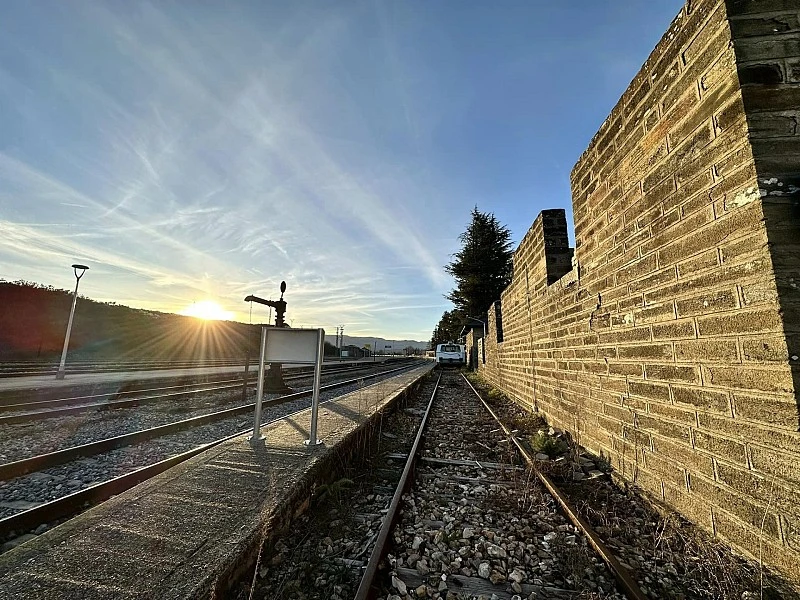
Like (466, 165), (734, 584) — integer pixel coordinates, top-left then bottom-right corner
(0, 281), (258, 361)
(0, 281), (428, 361)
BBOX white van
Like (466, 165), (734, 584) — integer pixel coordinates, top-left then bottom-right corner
(435, 343), (466, 366)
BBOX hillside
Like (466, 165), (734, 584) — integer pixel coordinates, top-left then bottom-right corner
(0, 281), (428, 361)
(0, 281), (259, 361)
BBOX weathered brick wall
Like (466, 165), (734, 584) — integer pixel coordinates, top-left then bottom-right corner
(480, 0), (800, 581)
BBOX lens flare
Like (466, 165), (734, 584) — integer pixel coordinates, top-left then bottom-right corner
(179, 300), (234, 321)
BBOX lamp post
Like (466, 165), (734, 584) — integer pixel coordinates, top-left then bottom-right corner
(55, 264), (89, 380)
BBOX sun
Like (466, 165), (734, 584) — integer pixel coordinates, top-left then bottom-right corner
(179, 300), (234, 321)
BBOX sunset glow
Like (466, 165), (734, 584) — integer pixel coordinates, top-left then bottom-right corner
(179, 301), (234, 321)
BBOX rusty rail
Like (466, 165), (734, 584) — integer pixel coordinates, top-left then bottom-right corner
(354, 371), (442, 600)
(461, 374), (648, 600)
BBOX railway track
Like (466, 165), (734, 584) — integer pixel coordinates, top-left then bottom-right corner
(0, 358), (246, 378)
(0, 361), (423, 541)
(0, 362), (375, 423)
(244, 370), (645, 600)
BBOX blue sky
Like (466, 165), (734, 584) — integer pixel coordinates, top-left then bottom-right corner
(0, 1), (683, 341)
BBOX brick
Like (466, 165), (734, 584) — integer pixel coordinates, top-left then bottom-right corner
(636, 414), (689, 442)
(693, 429), (747, 465)
(608, 362), (644, 377)
(749, 445), (800, 486)
(739, 282), (779, 307)
(658, 203), (762, 266)
(733, 392), (800, 428)
(648, 401), (698, 426)
(634, 302), (675, 324)
(715, 461), (800, 520)
(702, 365), (794, 393)
(615, 254), (658, 286)
(719, 234), (769, 265)
(681, 1), (728, 65)
(689, 474), (782, 539)
(647, 257), (773, 305)
(676, 249), (719, 278)
(676, 288), (738, 317)
(652, 319), (696, 340)
(672, 384), (730, 412)
(643, 450), (688, 489)
(740, 335), (790, 362)
(598, 327), (651, 344)
(644, 364), (699, 383)
(697, 308), (783, 336)
(651, 436), (714, 476)
(621, 424), (652, 448)
(618, 344), (674, 360)
(629, 380), (671, 401)
(675, 339), (738, 362)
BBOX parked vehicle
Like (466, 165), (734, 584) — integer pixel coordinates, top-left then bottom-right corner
(435, 343), (466, 367)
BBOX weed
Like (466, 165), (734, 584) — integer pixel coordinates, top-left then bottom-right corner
(314, 478), (354, 507)
(529, 431), (568, 457)
(487, 387), (505, 401)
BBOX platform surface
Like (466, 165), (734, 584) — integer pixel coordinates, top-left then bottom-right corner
(0, 363), (432, 599)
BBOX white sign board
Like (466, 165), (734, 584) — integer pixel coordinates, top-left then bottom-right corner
(250, 327), (325, 448)
(265, 328), (323, 363)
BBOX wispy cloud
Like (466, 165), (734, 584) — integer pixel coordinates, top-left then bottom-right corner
(0, 1), (461, 339)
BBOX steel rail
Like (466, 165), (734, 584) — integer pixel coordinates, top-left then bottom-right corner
(0, 362), (362, 406)
(0, 363), (372, 421)
(0, 357), (380, 378)
(354, 371), (442, 600)
(461, 374), (648, 600)
(0, 363), (419, 482)
(0, 387), (373, 538)
(0, 359), (246, 378)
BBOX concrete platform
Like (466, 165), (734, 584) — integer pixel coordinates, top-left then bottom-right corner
(0, 363), (433, 599)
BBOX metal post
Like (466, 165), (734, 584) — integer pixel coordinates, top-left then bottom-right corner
(249, 326), (268, 447)
(56, 264), (89, 380)
(305, 328), (325, 447)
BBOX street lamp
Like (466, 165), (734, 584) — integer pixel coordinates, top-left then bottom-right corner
(55, 264), (89, 380)
(468, 315), (487, 339)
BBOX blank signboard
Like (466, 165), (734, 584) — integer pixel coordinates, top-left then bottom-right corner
(264, 328), (321, 363)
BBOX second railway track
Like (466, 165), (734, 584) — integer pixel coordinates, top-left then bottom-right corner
(0, 361), (422, 538)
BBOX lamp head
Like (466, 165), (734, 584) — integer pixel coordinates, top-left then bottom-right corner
(72, 264), (89, 279)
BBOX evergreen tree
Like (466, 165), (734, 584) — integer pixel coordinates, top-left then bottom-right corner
(445, 207), (513, 320)
(430, 309), (464, 348)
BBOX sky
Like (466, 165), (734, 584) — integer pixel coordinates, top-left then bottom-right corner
(0, 1), (684, 341)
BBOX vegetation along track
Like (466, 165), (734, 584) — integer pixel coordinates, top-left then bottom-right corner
(0, 361), (422, 545)
(240, 370), (637, 600)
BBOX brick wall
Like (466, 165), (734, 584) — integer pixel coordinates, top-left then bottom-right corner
(479, 0), (800, 581)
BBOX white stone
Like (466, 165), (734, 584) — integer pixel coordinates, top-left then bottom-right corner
(478, 562), (491, 578)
